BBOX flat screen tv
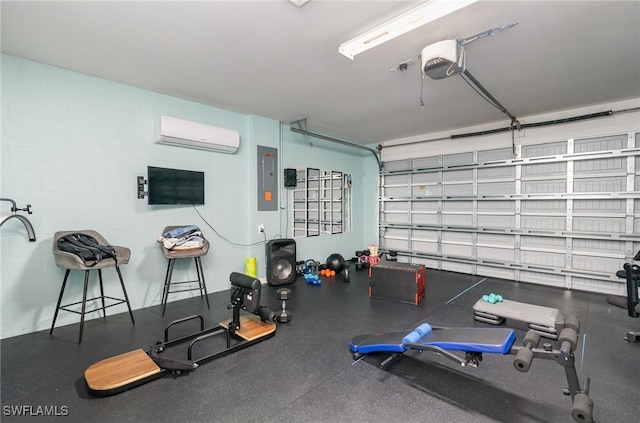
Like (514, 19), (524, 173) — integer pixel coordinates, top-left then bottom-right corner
(147, 166), (205, 205)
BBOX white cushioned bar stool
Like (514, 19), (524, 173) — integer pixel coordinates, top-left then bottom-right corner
(51, 230), (135, 343)
(159, 225), (210, 316)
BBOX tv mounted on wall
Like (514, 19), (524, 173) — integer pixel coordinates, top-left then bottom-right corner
(147, 166), (205, 205)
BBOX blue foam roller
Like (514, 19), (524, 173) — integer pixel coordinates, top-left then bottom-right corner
(402, 330), (422, 345)
(415, 323), (433, 337)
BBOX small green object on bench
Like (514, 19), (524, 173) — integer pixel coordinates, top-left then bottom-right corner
(482, 293), (503, 304)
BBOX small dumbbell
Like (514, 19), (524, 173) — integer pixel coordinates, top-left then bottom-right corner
(276, 288), (291, 323)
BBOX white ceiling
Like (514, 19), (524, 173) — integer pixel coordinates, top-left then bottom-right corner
(2, 1), (639, 144)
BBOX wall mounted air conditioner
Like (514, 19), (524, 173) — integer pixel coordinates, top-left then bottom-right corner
(156, 115), (240, 154)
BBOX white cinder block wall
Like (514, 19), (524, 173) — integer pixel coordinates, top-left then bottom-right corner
(0, 55), (376, 338)
(0, 55), (253, 338)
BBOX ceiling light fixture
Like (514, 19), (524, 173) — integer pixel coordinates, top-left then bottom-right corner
(338, 0), (479, 60)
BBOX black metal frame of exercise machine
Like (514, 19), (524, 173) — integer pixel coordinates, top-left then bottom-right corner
(84, 272), (276, 396)
(606, 252), (640, 342)
(621, 263), (640, 342)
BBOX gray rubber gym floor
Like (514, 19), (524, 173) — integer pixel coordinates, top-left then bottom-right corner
(1, 266), (638, 422)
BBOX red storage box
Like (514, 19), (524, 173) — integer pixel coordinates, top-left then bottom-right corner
(368, 262), (426, 305)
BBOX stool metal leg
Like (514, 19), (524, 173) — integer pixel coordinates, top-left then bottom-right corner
(194, 257), (204, 298)
(195, 257), (210, 309)
(115, 266), (135, 324)
(162, 255), (209, 314)
(50, 269), (71, 335)
(162, 259), (176, 316)
(78, 270), (90, 343)
(98, 269), (107, 319)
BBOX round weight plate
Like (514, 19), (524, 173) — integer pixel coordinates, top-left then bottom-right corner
(513, 348), (534, 373)
(558, 327), (578, 352)
(523, 330), (541, 349)
(571, 393), (593, 423)
(564, 315), (580, 333)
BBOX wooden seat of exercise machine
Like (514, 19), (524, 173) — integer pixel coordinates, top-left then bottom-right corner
(220, 313), (276, 341)
(84, 349), (162, 395)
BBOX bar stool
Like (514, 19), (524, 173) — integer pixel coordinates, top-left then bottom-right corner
(159, 225), (210, 316)
(51, 230), (135, 343)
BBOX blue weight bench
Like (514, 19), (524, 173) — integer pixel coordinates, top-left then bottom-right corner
(351, 324), (515, 367)
(350, 323), (594, 423)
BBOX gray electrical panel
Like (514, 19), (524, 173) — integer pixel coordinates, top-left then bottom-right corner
(257, 145), (278, 211)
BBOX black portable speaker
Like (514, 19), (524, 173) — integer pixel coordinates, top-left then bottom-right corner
(266, 239), (296, 286)
(284, 168), (297, 187)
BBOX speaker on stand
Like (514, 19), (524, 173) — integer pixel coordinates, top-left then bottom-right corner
(266, 239), (297, 286)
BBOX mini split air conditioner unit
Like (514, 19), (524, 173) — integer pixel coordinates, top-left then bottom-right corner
(421, 39), (464, 80)
(156, 115), (240, 154)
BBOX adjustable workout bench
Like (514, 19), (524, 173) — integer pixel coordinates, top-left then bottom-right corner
(85, 272), (276, 396)
(350, 322), (593, 423)
(472, 297), (579, 339)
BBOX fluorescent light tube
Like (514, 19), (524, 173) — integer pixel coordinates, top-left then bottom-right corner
(339, 0), (478, 60)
